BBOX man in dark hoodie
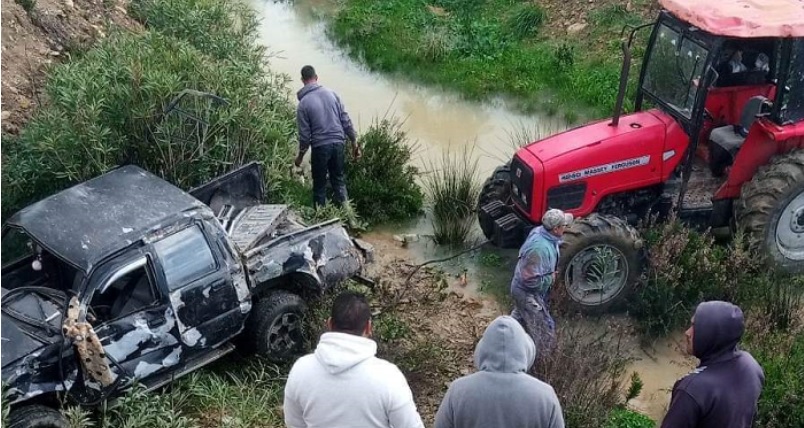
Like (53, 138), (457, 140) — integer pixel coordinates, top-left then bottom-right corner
(661, 301), (764, 428)
(435, 316), (565, 428)
(294, 65), (361, 208)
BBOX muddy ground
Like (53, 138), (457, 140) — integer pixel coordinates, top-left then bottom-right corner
(0, 0), (140, 134)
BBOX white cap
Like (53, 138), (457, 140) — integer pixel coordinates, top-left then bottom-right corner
(542, 208), (574, 230)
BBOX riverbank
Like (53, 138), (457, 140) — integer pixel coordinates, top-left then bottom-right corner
(327, 0), (656, 119)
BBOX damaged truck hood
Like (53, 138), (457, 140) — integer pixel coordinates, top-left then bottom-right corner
(1, 287), (63, 367)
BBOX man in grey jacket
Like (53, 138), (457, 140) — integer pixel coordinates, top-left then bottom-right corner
(294, 65), (361, 208)
(435, 316), (565, 428)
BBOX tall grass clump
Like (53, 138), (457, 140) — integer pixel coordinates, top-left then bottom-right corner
(344, 118), (424, 224)
(631, 219), (803, 336)
(1, 0), (296, 220)
(745, 328), (804, 428)
(423, 148), (481, 245)
(536, 322), (632, 428)
(507, 3), (545, 39)
(99, 384), (194, 428)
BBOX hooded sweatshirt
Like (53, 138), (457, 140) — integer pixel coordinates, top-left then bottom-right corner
(434, 316), (565, 428)
(511, 226), (561, 297)
(660, 301), (764, 428)
(296, 83), (357, 152)
(283, 332), (424, 428)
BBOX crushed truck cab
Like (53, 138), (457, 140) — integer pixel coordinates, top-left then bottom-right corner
(1, 163), (370, 418)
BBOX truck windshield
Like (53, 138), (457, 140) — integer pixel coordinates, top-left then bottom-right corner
(643, 23), (709, 119)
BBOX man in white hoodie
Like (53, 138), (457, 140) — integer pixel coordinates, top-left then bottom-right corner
(283, 291), (425, 428)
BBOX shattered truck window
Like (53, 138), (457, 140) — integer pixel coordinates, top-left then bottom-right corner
(1, 227), (35, 266)
(90, 259), (158, 321)
(153, 225), (217, 291)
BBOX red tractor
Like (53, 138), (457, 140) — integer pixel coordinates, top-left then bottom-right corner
(478, 0), (804, 312)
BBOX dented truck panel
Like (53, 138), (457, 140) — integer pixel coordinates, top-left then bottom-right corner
(2, 163), (367, 411)
(244, 219), (364, 292)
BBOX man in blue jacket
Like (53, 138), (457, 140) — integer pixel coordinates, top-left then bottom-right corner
(661, 301), (764, 428)
(510, 208), (573, 359)
(294, 65), (361, 208)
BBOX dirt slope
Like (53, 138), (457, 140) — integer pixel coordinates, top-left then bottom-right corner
(1, 0), (140, 134)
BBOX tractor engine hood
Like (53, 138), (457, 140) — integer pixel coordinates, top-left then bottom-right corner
(522, 111), (669, 164)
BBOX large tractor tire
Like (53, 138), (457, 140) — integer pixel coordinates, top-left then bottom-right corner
(244, 290), (308, 362)
(477, 164), (512, 240)
(736, 150), (804, 274)
(8, 405), (68, 428)
(558, 214), (646, 313)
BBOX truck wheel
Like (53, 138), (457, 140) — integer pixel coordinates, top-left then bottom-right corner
(245, 290), (308, 362)
(477, 164), (512, 240)
(557, 214), (646, 313)
(8, 405), (68, 428)
(737, 150), (804, 274)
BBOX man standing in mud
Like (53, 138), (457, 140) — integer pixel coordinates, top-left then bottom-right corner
(661, 301), (764, 428)
(283, 291), (424, 428)
(294, 65), (362, 209)
(510, 208), (573, 357)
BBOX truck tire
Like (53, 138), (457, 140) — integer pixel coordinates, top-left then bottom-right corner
(244, 290), (308, 362)
(8, 405), (68, 428)
(737, 150), (804, 274)
(477, 164), (512, 240)
(557, 214), (646, 313)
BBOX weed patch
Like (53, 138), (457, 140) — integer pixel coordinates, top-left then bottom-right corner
(344, 118), (424, 225)
(423, 148), (481, 245)
(1, 0), (297, 221)
(330, 0), (627, 115)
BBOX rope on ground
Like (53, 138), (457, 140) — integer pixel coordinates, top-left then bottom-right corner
(383, 239), (492, 311)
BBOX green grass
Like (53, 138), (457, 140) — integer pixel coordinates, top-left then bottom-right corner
(330, 0), (627, 116)
(423, 147), (481, 245)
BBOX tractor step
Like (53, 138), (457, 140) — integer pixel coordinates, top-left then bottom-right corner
(493, 212), (527, 248)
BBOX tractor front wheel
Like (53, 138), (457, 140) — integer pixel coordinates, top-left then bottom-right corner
(477, 164), (512, 240)
(557, 214), (646, 313)
(737, 150), (804, 274)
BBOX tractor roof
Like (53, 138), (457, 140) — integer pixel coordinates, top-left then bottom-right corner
(660, 0), (804, 38)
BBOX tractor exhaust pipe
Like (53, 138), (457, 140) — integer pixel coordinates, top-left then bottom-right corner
(610, 40), (632, 127)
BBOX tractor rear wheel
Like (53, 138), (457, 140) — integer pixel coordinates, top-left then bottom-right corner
(558, 214), (646, 313)
(477, 164), (512, 240)
(737, 150), (804, 274)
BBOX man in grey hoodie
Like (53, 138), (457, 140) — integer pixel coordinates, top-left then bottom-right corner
(661, 301), (764, 428)
(435, 316), (565, 428)
(294, 65), (361, 208)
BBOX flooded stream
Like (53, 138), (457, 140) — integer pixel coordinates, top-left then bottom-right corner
(250, 0), (694, 422)
(251, 0), (568, 178)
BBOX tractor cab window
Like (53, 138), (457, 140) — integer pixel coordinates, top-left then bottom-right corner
(643, 24), (709, 119)
(714, 40), (776, 87)
(777, 39), (804, 124)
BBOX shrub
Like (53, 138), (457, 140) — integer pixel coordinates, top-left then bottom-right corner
(344, 118), (424, 224)
(746, 330), (804, 428)
(606, 408), (655, 428)
(507, 3), (545, 39)
(536, 322), (631, 428)
(2, 0), (296, 221)
(630, 219), (803, 336)
(423, 148), (481, 245)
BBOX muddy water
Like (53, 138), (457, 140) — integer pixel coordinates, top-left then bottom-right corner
(251, 0), (692, 422)
(250, 0), (568, 177)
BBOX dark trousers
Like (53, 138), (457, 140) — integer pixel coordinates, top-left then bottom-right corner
(311, 143), (347, 208)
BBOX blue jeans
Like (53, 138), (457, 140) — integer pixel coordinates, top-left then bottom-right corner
(311, 143), (347, 208)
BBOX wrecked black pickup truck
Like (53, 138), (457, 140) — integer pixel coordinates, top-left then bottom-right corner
(1, 162), (371, 427)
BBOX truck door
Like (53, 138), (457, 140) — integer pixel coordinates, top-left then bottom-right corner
(88, 250), (181, 386)
(152, 223), (246, 351)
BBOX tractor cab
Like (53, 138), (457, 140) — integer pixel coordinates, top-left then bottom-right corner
(478, 0), (804, 312)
